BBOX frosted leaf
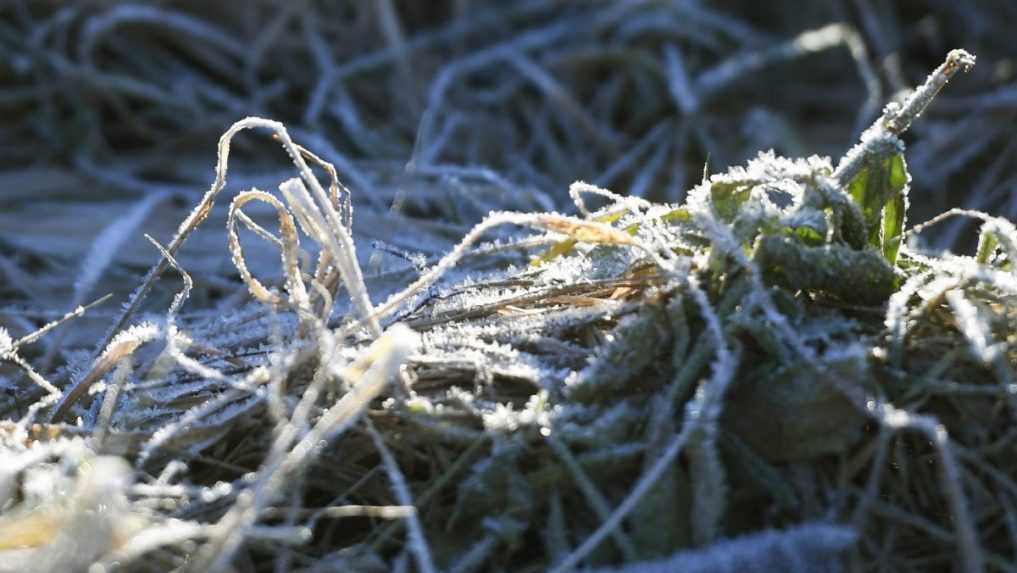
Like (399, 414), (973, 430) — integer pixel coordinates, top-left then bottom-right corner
(0, 328), (12, 358)
(553, 401), (642, 446)
(579, 523), (856, 573)
(480, 393), (551, 433)
(74, 192), (166, 307)
(0, 455), (146, 573)
(945, 290), (1001, 364)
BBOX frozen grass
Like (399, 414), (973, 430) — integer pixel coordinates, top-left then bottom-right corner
(1, 2), (1017, 572)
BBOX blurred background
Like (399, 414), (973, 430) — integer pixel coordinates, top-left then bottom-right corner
(1, 0), (1015, 337)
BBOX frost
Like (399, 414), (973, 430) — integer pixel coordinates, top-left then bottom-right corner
(481, 392), (551, 433)
(0, 41), (1002, 573)
(74, 192), (167, 309)
(579, 523), (857, 573)
(945, 290), (1002, 364)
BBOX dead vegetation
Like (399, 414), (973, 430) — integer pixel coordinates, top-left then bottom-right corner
(1, 3), (1017, 572)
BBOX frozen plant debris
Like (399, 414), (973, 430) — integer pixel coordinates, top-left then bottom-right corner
(0, 16), (1013, 573)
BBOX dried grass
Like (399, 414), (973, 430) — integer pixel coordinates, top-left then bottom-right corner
(1, 3), (1017, 572)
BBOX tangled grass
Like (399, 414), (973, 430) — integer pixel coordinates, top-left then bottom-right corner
(2, 3), (1017, 573)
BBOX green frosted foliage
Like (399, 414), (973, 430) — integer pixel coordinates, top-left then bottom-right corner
(846, 153), (910, 265)
(710, 182), (753, 222)
(754, 236), (896, 304)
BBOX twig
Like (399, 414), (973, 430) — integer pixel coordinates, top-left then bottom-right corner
(833, 50), (976, 187)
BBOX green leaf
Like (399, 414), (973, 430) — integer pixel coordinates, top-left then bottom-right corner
(662, 207), (691, 223)
(531, 237), (580, 266)
(846, 153), (910, 265)
(879, 155), (909, 265)
(976, 224), (1000, 264)
(710, 181), (753, 221)
(791, 225), (825, 246)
